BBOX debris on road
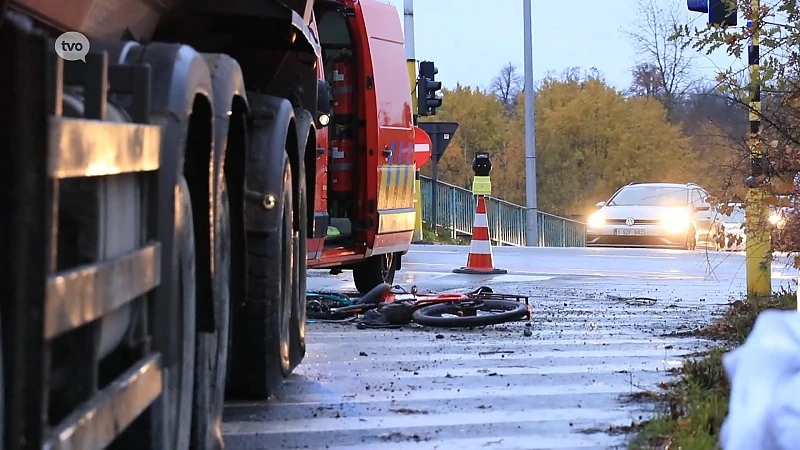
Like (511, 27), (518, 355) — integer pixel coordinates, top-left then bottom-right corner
(607, 294), (658, 306)
(304, 283), (533, 329)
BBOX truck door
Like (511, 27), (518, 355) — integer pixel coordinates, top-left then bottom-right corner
(352, 0), (416, 252)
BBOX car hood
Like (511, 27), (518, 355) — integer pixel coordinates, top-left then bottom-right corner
(600, 205), (689, 220)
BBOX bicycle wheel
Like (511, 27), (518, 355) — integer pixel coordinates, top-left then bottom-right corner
(412, 299), (528, 328)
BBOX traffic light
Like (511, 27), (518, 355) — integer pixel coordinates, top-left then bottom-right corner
(417, 61), (443, 116)
(687, 0), (737, 26)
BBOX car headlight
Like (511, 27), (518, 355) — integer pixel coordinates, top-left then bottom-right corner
(661, 211), (691, 233)
(587, 212), (605, 228)
(769, 213), (785, 227)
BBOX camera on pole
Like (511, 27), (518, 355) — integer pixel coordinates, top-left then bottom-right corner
(471, 152), (492, 196)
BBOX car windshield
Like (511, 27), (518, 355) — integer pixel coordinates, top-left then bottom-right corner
(608, 186), (688, 207)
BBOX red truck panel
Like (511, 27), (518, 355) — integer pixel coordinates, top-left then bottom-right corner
(350, 0), (416, 255)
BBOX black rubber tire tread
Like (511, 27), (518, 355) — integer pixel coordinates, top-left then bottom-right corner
(157, 176), (197, 450)
(289, 156), (308, 372)
(353, 253), (397, 294)
(227, 155), (293, 400)
(0, 311), (3, 448)
(412, 299), (528, 328)
(190, 173), (231, 450)
(355, 282), (392, 305)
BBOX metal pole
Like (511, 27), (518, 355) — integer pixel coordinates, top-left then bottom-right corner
(405, 0), (424, 241)
(523, 0), (539, 246)
(745, 0), (772, 297)
(431, 157), (439, 233)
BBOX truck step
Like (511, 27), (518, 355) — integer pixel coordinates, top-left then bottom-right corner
(44, 353), (163, 449)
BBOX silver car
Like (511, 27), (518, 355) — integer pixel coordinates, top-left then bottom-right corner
(586, 182), (717, 250)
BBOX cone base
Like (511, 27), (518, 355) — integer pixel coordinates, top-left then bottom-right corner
(452, 267), (508, 275)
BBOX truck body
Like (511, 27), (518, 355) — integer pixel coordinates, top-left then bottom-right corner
(0, 0), (432, 449)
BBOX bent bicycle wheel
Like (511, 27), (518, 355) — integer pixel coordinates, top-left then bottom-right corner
(412, 299), (528, 328)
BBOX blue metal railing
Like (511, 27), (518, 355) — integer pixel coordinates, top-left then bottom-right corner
(420, 175), (586, 247)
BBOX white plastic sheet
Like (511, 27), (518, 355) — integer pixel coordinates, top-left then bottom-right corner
(720, 309), (800, 450)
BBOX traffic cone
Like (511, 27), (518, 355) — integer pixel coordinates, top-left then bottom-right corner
(453, 195), (508, 275)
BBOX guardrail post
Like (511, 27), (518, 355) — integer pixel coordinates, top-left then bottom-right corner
(449, 188), (456, 239)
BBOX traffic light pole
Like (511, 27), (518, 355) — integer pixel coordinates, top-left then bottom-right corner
(745, 0), (772, 297)
(404, 0), (424, 241)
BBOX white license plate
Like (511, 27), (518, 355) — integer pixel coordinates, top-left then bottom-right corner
(614, 228), (645, 236)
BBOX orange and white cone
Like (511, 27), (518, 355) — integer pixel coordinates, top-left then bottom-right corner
(453, 195), (508, 275)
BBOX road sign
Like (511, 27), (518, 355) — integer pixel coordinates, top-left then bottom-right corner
(419, 121), (459, 163)
(418, 121), (459, 231)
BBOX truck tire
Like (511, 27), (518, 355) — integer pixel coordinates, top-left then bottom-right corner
(289, 157), (308, 371)
(229, 154), (294, 399)
(158, 175), (197, 450)
(191, 173), (231, 450)
(353, 252), (398, 294)
(1, 313), (3, 449)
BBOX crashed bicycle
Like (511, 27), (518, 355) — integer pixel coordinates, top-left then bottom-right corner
(307, 284), (531, 328)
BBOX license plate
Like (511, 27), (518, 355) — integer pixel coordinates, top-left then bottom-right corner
(614, 228), (645, 236)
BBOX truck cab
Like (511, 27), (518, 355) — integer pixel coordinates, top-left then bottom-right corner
(308, 0), (431, 292)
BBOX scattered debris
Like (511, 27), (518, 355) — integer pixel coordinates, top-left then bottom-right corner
(607, 294), (657, 306)
(478, 350), (515, 356)
(388, 408), (429, 415)
(376, 432), (427, 442)
(579, 422), (642, 436)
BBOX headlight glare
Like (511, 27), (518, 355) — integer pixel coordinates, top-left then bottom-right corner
(769, 213), (784, 227)
(661, 212), (690, 233)
(587, 212), (605, 228)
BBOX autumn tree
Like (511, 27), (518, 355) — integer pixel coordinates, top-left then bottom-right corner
(623, 0), (698, 119)
(528, 70), (696, 215)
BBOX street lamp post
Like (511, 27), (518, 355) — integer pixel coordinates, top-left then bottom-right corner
(523, 0), (539, 246)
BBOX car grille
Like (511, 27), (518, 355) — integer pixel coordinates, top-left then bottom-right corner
(607, 219), (659, 225)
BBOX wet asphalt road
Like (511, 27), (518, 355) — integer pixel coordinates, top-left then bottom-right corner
(222, 245), (796, 450)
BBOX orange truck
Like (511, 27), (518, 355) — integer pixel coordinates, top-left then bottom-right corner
(0, 1), (437, 449)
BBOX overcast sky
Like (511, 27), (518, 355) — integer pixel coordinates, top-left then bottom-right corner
(384, 0), (743, 91)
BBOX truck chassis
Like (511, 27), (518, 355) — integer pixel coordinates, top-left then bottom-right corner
(0, 3), (321, 448)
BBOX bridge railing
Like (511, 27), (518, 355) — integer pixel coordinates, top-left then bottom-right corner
(419, 175), (586, 247)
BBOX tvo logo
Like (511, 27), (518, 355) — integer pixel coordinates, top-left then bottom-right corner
(54, 31), (90, 63)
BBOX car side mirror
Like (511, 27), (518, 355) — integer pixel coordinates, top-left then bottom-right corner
(695, 205), (710, 212)
(595, 201), (605, 208)
(316, 79), (332, 129)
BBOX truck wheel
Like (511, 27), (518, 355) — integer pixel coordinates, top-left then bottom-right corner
(191, 174), (231, 450)
(353, 252), (398, 294)
(1, 312), (4, 448)
(162, 175), (197, 450)
(229, 155), (294, 399)
(289, 158), (308, 371)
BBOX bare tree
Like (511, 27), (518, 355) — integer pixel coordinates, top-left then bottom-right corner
(490, 62), (523, 109)
(622, 0), (697, 120)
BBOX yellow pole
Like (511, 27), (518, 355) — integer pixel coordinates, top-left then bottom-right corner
(409, 60), (423, 240)
(745, 0), (772, 297)
(405, 0), (424, 241)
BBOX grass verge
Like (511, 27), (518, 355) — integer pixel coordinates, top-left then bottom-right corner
(628, 290), (797, 450)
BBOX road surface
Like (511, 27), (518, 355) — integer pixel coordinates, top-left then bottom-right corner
(222, 245), (795, 449)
